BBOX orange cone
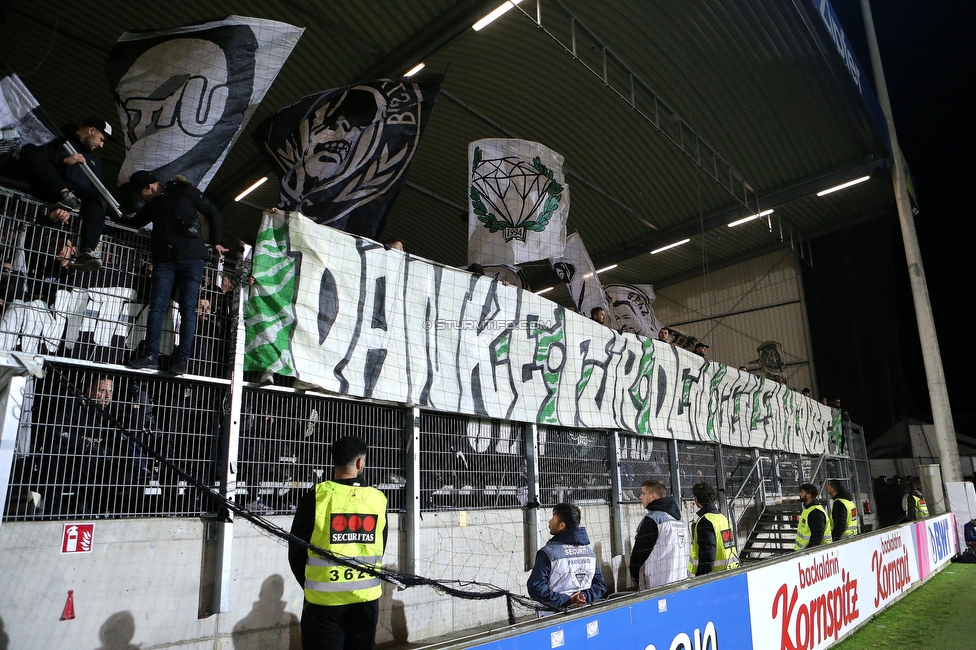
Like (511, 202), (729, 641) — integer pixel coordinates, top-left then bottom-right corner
(60, 590), (75, 620)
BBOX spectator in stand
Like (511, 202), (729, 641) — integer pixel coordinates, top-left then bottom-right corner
(590, 306), (607, 325)
(629, 479), (688, 589)
(694, 342), (709, 358)
(689, 482), (739, 577)
(794, 483), (830, 550)
(738, 366), (748, 372)
(124, 171), (227, 376)
(802, 388), (812, 398)
(826, 479), (859, 541)
(658, 327), (671, 343)
(527, 503), (607, 612)
(383, 238), (403, 251)
(19, 117), (116, 272)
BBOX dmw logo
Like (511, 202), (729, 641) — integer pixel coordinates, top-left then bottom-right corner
(928, 519), (952, 564)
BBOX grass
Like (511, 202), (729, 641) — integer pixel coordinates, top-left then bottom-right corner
(833, 562), (976, 649)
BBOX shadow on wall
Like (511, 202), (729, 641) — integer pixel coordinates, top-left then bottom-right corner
(95, 611), (139, 650)
(379, 565), (409, 644)
(0, 613), (9, 650)
(232, 574), (300, 650)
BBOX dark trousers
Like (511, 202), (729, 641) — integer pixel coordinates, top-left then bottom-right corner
(19, 144), (106, 251)
(300, 600), (379, 650)
(144, 258), (205, 361)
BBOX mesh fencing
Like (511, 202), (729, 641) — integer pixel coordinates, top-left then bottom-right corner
(619, 433), (671, 503)
(419, 413), (525, 511)
(538, 426), (611, 506)
(240, 390), (405, 514)
(4, 363), (223, 519)
(676, 441), (718, 499)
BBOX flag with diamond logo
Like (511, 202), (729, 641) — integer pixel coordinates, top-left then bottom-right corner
(467, 139), (568, 265)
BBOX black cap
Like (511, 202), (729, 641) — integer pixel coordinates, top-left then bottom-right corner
(694, 342), (709, 349)
(81, 117), (115, 140)
(129, 170), (159, 189)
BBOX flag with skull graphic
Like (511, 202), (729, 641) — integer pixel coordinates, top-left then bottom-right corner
(551, 232), (607, 318)
(106, 16), (303, 190)
(468, 139), (569, 266)
(254, 77), (442, 238)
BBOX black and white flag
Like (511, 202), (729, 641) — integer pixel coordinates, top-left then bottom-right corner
(255, 77), (442, 239)
(106, 16), (303, 190)
(603, 283), (664, 338)
(468, 139), (569, 266)
(551, 232), (607, 317)
(0, 61), (56, 155)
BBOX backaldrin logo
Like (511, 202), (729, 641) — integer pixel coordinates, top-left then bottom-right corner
(330, 513), (378, 544)
(771, 553), (859, 650)
(872, 532), (912, 608)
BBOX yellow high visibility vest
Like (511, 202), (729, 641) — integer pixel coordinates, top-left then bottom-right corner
(795, 503), (832, 550)
(833, 497), (859, 539)
(305, 481), (387, 606)
(910, 494), (929, 518)
(688, 511), (740, 575)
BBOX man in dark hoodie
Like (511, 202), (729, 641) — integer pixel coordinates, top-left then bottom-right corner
(124, 170), (226, 376)
(629, 479), (688, 589)
(527, 503), (607, 612)
(826, 479), (859, 541)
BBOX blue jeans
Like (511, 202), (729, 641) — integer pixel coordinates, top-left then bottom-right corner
(143, 258), (205, 361)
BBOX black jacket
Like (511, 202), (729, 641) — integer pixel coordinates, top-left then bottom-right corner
(127, 179), (221, 262)
(629, 495), (682, 582)
(692, 503), (720, 576)
(21, 129), (102, 195)
(830, 489), (855, 541)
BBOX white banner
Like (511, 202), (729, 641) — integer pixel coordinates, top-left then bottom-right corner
(467, 139), (568, 266)
(244, 212), (839, 453)
(604, 283), (664, 338)
(747, 525), (918, 650)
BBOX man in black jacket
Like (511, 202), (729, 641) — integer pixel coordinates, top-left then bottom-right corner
(20, 118), (114, 272)
(826, 479), (859, 541)
(124, 170), (226, 376)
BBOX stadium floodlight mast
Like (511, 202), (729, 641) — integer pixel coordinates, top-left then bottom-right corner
(859, 0), (961, 487)
(473, 0), (523, 31)
(650, 238), (690, 255)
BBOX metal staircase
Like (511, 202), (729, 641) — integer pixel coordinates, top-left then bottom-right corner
(739, 502), (799, 560)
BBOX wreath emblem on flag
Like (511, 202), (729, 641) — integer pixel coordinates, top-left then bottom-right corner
(470, 146), (564, 242)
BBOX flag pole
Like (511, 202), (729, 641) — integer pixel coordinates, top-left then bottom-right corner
(858, 0), (961, 485)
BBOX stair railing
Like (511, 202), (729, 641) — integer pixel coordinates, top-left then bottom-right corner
(727, 456), (770, 546)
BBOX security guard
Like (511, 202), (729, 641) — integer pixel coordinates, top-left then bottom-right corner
(795, 483), (832, 551)
(903, 481), (930, 521)
(688, 482), (740, 576)
(826, 479), (859, 541)
(289, 436), (387, 650)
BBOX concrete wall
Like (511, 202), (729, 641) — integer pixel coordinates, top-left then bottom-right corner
(0, 505), (645, 648)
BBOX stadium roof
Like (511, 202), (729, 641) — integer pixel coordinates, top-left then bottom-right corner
(0, 0), (897, 296)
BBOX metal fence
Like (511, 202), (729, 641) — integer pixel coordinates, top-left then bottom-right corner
(1, 186), (240, 380)
(619, 433), (671, 502)
(3, 363), (224, 519)
(419, 412), (525, 511)
(240, 389), (406, 513)
(538, 426), (611, 506)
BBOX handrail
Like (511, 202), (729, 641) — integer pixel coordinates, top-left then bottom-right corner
(727, 456), (769, 541)
(729, 457), (764, 505)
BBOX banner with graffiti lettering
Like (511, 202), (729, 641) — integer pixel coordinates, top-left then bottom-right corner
(468, 139), (568, 266)
(747, 524), (919, 650)
(107, 16), (303, 189)
(244, 211), (838, 453)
